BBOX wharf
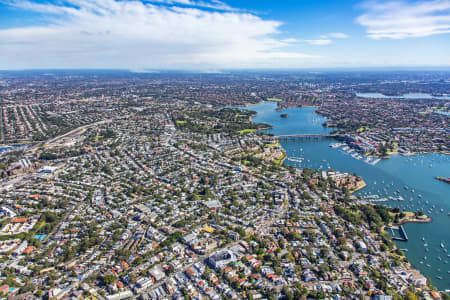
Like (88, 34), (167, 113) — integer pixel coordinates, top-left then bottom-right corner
(390, 225), (408, 241)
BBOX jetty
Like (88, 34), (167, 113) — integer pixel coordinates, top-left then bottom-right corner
(286, 157), (303, 163)
(389, 225), (409, 241)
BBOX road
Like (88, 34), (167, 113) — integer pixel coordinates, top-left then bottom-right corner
(44, 119), (112, 146)
(0, 98), (5, 144)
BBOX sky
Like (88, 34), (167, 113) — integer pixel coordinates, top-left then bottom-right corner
(1, 0), (450, 70)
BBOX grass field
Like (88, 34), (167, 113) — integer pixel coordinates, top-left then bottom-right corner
(265, 142), (280, 148)
(272, 153), (286, 165)
(239, 129), (257, 135)
(356, 126), (370, 132)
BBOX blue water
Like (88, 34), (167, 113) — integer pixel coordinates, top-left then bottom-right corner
(241, 101), (450, 290)
(357, 92), (450, 100)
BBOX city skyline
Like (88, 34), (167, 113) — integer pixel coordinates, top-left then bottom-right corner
(1, 0), (450, 70)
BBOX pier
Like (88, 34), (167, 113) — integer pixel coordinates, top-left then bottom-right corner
(389, 225), (409, 241)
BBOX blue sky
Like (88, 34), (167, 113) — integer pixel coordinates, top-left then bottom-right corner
(1, 0), (450, 70)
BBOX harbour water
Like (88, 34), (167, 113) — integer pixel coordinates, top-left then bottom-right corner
(356, 92), (450, 100)
(241, 101), (450, 290)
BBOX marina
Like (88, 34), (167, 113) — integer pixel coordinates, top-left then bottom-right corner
(329, 142), (382, 165)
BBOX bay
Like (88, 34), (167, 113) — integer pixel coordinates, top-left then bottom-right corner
(240, 101), (450, 291)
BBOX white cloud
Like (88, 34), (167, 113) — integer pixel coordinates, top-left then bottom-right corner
(301, 33), (349, 45)
(280, 38), (299, 43)
(325, 32), (349, 38)
(303, 39), (332, 45)
(356, 0), (450, 39)
(146, 0), (235, 11)
(0, 0), (319, 69)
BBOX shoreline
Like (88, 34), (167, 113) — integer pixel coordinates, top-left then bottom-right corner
(313, 109), (449, 160)
(243, 100), (447, 162)
(349, 180), (367, 194)
(390, 211), (433, 226)
(395, 216), (432, 225)
(238, 100), (443, 290)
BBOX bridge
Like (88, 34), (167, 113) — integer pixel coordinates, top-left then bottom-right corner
(276, 133), (338, 139)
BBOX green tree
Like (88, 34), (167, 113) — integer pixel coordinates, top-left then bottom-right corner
(102, 274), (117, 286)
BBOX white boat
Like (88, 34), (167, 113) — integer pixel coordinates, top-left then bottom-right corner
(371, 158), (381, 165)
(287, 157), (303, 163)
(330, 143), (343, 148)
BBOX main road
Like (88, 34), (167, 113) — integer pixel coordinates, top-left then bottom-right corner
(0, 98), (5, 144)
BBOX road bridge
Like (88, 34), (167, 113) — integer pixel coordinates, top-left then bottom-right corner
(276, 133), (338, 140)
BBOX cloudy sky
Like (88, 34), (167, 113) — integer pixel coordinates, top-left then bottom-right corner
(1, 0), (450, 70)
